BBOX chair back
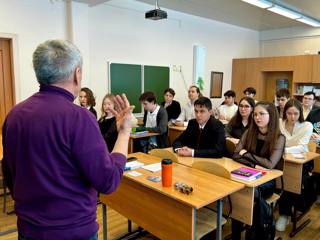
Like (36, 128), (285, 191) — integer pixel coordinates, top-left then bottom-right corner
(226, 138), (236, 156)
(192, 160), (231, 179)
(149, 148), (179, 163)
(308, 140), (317, 153)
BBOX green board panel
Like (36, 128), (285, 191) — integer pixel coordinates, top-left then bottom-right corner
(144, 65), (170, 104)
(110, 63), (142, 113)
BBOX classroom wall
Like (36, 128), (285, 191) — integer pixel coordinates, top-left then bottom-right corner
(88, 0), (260, 110)
(0, 0), (260, 111)
(0, 0), (66, 101)
(260, 26), (320, 57)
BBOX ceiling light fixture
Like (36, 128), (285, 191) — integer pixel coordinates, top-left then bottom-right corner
(241, 0), (320, 27)
(297, 17), (320, 27)
(268, 5), (301, 19)
(241, 0), (272, 9)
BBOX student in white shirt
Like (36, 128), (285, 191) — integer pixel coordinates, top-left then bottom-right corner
(138, 91), (168, 149)
(276, 99), (313, 232)
(218, 90), (238, 121)
(175, 85), (201, 125)
(279, 99), (313, 154)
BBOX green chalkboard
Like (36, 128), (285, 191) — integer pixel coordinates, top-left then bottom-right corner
(144, 65), (170, 104)
(110, 63), (170, 113)
(110, 63), (142, 113)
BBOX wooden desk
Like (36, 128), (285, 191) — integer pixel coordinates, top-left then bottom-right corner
(282, 152), (320, 237)
(315, 146), (320, 173)
(163, 147), (283, 225)
(128, 132), (159, 153)
(168, 125), (186, 145)
(283, 152), (320, 194)
(100, 153), (244, 240)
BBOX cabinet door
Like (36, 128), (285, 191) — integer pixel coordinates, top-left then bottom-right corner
(312, 55), (320, 83)
(293, 55), (312, 83)
(231, 59), (247, 98)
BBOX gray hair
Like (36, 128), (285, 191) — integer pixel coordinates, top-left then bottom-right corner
(33, 39), (82, 85)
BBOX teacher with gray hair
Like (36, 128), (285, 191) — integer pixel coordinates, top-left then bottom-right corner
(2, 40), (133, 240)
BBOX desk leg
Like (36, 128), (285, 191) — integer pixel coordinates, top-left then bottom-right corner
(102, 203), (107, 240)
(216, 199), (223, 240)
(193, 209), (196, 240)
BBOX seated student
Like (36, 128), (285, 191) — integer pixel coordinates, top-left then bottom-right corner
(225, 97), (255, 145)
(279, 99), (313, 153)
(79, 87), (97, 118)
(276, 99), (313, 232)
(302, 91), (318, 119)
(172, 97), (226, 158)
(275, 88), (290, 119)
(161, 88), (181, 122)
(98, 94), (118, 152)
(232, 101), (285, 240)
(175, 85), (201, 125)
(218, 90), (238, 121)
(306, 107), (320, 142)
(138, 91), (168, 148)
(243, 86), (258, 103)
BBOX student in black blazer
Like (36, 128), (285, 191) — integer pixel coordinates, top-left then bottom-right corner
(172, 97), (226, 158)
(161, 88), (181, 121)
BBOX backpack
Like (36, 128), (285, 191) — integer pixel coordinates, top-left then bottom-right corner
(245, 189), (276, 240)
(294, 168), (317, 212)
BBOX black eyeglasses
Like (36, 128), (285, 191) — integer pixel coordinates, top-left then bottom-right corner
(239, 104), (251, 109)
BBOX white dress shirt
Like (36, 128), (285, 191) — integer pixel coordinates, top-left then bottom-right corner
(177, 101), (195, 122)
(279, 120), (313, 154)
(218, 104), (238, 121)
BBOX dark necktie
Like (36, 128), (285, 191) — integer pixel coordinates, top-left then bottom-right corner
(196, 127), (203, 149)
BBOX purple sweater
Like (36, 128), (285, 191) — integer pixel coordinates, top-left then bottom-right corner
(2, 85), (126, 239)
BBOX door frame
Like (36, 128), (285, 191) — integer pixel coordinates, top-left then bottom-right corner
(0, 32), (20, 103)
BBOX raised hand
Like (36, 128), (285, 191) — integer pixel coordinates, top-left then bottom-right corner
(110, 94), (135, 134)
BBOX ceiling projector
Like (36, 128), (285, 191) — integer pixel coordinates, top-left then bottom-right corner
(145, 8), (167, 20)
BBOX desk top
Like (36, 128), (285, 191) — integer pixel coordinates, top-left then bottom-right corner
(163, 148), (282, 188)
(168, 125), (187, 131)
(284, 152), (320, 164)
(127, 152), (244, 209)
(130, 132), (159, 139)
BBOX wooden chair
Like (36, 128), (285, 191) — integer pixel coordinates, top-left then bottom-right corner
(0, 160), (8, 213)
(148, 148), (179, 163)
(192, 160), (229, 240)
(226, 138), (237, 156)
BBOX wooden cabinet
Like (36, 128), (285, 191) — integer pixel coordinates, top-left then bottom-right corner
(312, 55), (320, 83)
(293, 56), (312, 83)
(232, 55), (320, 100)
(231, 59), (246, 97)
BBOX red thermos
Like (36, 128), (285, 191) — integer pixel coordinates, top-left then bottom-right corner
(161, 159), (173, 187)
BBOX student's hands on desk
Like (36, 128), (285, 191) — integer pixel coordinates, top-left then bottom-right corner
(311, 132), (320, 142)
(176, 146), (193, 156)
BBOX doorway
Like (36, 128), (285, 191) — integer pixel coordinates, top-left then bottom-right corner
(0, 38), (15, 148)
(262, 71), (293, 102)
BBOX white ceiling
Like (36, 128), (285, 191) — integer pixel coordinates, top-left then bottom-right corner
(73, 0), (320, 31)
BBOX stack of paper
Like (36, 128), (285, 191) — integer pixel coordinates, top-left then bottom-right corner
(124, 161), (144, 171)
(141, 162), (161, 172)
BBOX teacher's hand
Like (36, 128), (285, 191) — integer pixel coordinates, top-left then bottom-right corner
(111, 94), (135, 134)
